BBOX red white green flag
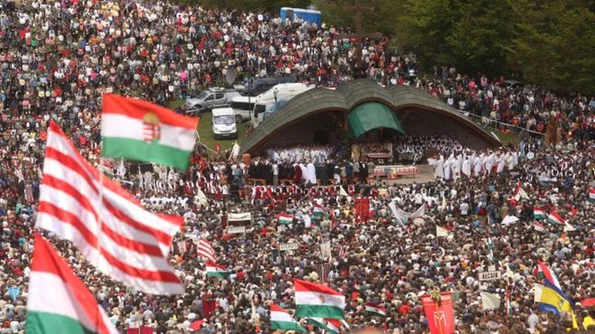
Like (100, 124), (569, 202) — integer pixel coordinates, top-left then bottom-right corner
(513, 181), (529, 201)
(589, 188), (595, 201)
(277, 213), (293, 225)
(205, 262), (231, 279)
(313, 203), (325, 217)
(533, 207), (547, 220)
(547, 211), (565, 225)
(270, 305), (306, 332)
(101, 94), (199, 170)
(26, 234), (119, 334)
(294, 279), (345, 319)
(533, 261), (562, 290)
(365, 302), (387, 317)
(533, 221), (546, 232)
(306, 318), (340, 334)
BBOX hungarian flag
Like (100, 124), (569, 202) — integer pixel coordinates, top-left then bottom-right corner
(589, 188), (595, 201)
(36, 122), (184, 295)
(101, 94), (199, 170)
(270, 305), (306, 332)
(533, 221), (546, 232)
(294, 279), (345, 319)
(547, 211), (565, 225)
(306, 318), (340, 334)
(277, 213), (293, 225)
(513, 181), (529, 201)
(421, 293), (455, 334)
(533, 261), (562, 290)
(365, 302), (387, 317)
(26, 234), (119, 334)
(205, 262), (231, 279)
(313, 203), (325, 218)
(533, 207), (547, 220)
(436, 225), (449, 237)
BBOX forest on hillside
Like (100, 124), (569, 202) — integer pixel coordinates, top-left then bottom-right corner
(181, 0), (595, 95)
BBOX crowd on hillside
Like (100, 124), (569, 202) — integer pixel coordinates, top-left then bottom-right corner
(1, 0), (595, 333)
(3, 128), (595, 333)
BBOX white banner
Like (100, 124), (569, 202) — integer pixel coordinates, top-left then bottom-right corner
(389, 202), (425, 223)
(279, 242), (299, 251)
(227, 226), (246, 234)
(228, 212), (252, 222)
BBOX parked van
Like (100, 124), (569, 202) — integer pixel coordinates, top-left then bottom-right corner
(231, 83), (314, 125)
(211, 108), (238, 139)
(250, 83), (315, 126)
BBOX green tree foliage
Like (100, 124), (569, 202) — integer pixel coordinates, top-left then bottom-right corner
(175, 0), (594, 94)
(506, 0), (595, 94)
(313, 0), (595, 94)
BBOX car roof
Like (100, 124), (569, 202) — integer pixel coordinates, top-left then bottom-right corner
(211, 107), (234, 116)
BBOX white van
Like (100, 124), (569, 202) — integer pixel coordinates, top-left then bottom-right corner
(211, 108), (238, 139)
(230, 96), (256, 122)
(249, 83), (315, 126)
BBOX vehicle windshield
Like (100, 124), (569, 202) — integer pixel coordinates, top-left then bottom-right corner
(196, 92), (208, 99)
(213, 115), (235, 125)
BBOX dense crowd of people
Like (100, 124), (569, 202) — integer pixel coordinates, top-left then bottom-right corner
(1, 0), (595, 333)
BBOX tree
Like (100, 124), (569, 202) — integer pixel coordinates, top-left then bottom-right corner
(507, 0), (595, 94)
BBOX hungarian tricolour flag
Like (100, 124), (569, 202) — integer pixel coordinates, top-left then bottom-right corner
(270, 305), (306, 332)
(205, 262), (231, 279)
(589, 188), (595, 201)
(513, 181), (529, 201)
(533, 261), (562, 290)
(533, 207), (547, 220)
(533, 221), (546, 232)
(101, 94), (199, 170)
(294, 279), (345, 319)
(365, 302), (387, 317)
(313, 203), (325, 218)
(306, 318), (341, 334)
(277, 213), (293, 225)
(26, 234), (119, 334)
(547, 211), (565, 225)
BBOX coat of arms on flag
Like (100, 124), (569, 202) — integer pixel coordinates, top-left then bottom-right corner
(142, 112), (161, 143)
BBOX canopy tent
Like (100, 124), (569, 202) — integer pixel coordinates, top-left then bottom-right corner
(347, 102), (405, 139)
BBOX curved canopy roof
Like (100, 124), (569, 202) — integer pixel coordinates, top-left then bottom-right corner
(240, 79), (500, 154)
(347, 102), (405, 139)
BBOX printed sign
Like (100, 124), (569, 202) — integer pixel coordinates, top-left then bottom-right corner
(479, 271), (502, 281)
(227, 226), (246, 234)
(228, 212), (252, 222)
(279, 242), (299, 251)
(373, 165), (420, 179)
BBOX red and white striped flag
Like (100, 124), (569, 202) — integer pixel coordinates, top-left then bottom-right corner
(36, 122), (184, 295)
(337, 245), (346, 260)
(197, 238), (216, 263)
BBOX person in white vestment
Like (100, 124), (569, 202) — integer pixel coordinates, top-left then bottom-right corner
(306, 162), (317, 185)
(473, 153), (483, 177)
(443, 156), (452, 180)
(462, 153), (471, 177)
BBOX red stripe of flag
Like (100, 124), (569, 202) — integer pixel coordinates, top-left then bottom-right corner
(32, 234), (113, 334)
(103, 94), (198, 129)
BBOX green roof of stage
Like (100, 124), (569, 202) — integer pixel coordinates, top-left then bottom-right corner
(347, 102), (405, 138)
(239, 79), (501, 154)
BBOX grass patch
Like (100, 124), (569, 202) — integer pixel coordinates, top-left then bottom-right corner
(196, 112), (250, 153)
(168, 98), (249, 153)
